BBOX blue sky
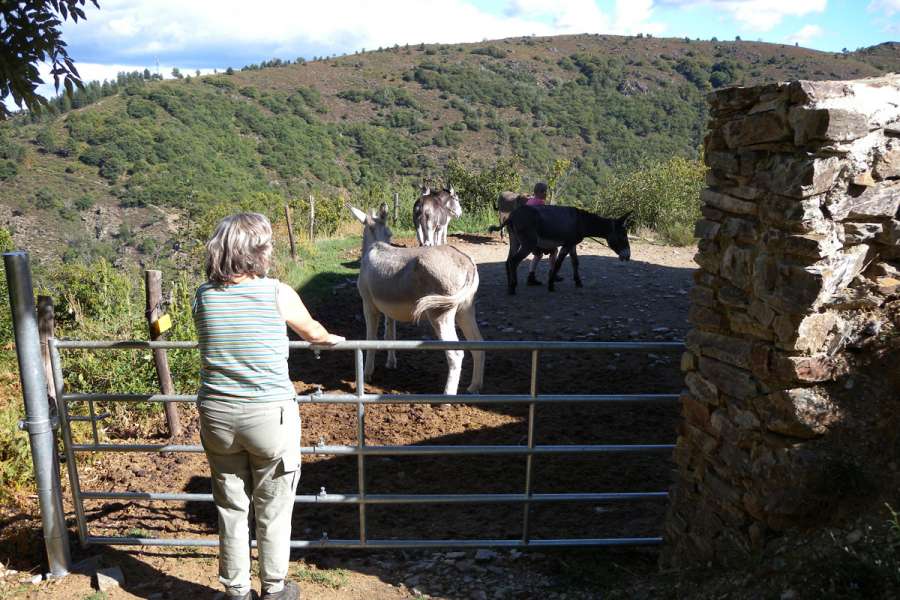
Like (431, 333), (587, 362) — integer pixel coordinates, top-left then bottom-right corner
(21, 0), (900, 101)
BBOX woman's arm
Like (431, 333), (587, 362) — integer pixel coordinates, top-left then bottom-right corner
(276, 282), (344, 345)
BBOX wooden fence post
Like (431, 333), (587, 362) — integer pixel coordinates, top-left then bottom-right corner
(393, 192), (399, 223)
(37, 295), (64, 483)
(144, 270), (182, 438)
(37, 296), (56, 405)
(284, 203), (297, 260)
(308, 194), (315, 242)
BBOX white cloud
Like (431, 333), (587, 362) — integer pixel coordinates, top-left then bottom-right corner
(614, 0), (667, 34)
(62, 0), (667, 68)
(785, 24), (824, 45)
(506, 0), (665, 35)
(868, 0), (900, 33)
(660, 0), (827, 31)
(868, 0), (900, 16)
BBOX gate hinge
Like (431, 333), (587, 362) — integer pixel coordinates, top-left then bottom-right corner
(18, 415), (59, 433)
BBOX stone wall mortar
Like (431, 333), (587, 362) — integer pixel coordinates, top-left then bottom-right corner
(663, 75), (900, 568)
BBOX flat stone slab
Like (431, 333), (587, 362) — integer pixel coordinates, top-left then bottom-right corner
(95, 566), (125, 592)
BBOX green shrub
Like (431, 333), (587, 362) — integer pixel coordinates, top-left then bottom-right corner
(0, 134), (25, 162)
(126, 97), (157, 119)
(35, 126), (59, 153)
(583, 156), (705, 245)
(0, 160), (17, 180)
(446, 157), (521, 212)
(34, 188), (63, 210)
(471, 46), (506, 59)
(74, 194), (96, 211)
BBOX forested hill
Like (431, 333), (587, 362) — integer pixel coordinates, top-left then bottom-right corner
(1, 34), (898, 264)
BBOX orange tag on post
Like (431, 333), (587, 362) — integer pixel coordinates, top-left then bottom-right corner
(151, 314), (172, 336)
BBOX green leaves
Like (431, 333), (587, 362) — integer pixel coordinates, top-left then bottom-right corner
(0, 0), (100, 119)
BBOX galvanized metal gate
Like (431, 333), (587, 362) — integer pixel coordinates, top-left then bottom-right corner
(6, 251), (684, 576)
(49, 338), (683, 550)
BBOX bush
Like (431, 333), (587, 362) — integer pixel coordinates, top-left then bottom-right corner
(126, 97), (157, 119)
(35, 126), (59, 153)
(584, 156), (706, 245)
(446, 157), (521, 212)
(34, 188), (63, 210)
(471, 46), (506, 59)
(0, 160), (17, 181)
(75, 194), (97, 210)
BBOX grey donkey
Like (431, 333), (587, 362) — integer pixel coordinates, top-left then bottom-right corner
(349, 203), (485, 395)
(413, 186), (462, 246)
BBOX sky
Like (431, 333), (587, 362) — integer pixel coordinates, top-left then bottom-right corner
(18, 0), (900, 104)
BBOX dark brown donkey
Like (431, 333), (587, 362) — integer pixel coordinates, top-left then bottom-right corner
(491, 205), (632, 294)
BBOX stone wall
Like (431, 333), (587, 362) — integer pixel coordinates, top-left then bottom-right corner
(664, 75), (900, 567)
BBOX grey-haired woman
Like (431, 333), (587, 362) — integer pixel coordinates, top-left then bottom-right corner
(193, 213), (343, 600)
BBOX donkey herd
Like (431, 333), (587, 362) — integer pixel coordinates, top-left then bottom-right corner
(346, 185), (633, 395)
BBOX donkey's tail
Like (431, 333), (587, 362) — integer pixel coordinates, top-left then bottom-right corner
(412, 266), (478, 324)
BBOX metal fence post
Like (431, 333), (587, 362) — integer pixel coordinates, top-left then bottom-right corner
(355, 349), (367, 545)
(4, 252), (71, 576)
(522, 350), (539, 544)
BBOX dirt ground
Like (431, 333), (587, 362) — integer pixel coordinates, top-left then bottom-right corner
(0, 233), (696, 599)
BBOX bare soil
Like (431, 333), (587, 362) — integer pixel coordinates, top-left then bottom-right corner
(1, 233), (697, 599)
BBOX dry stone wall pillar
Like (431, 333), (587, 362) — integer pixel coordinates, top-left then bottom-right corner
(664, 75), (900, 567)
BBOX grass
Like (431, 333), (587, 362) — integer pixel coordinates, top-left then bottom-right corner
(0, 354), (32, 508)
(275, 235), (362, 305)
(292, 564), (349, 589)
(126, 528), (148, 538)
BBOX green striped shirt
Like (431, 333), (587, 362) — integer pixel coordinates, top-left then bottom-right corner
(193, 277), (295, 403)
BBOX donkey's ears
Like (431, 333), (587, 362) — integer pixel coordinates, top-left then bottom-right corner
(348, 204), (369, 224)
(618, 211), (633, 226)
(378, 202), (389, 220)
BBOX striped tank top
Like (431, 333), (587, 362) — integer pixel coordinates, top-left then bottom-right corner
(193, 277), (295, 403)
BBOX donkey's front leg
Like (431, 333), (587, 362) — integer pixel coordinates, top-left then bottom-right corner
(547, 247), (571, 292)
(432, 312), (463, 395)
(361, 299), (381, 382)
(384, 316), (397, 369)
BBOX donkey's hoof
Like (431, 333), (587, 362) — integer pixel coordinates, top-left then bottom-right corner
(465, 385), (482, 394)
(575, 280), (584, 288)
(527, 277), (542, 286)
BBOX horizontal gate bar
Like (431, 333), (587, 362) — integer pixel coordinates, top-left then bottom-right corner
(63, 392), (680, 404)
(69, 412), (110, 422)
(56, 339), (685, 352)
(72, 443), (676, 455)
(86, 535), (663, 548)
(80, 490), (669, 504)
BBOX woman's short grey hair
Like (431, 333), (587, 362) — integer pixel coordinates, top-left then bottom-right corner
(205, 213), (273, 285)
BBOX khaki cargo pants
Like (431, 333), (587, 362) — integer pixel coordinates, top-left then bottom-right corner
(199, 398), (301, 598)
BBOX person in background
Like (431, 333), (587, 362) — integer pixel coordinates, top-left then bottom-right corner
(525, 182), (561, 286)
(194, 213), (344, 600)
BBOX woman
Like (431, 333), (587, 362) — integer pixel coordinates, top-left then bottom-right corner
(194, 213), (343, 600)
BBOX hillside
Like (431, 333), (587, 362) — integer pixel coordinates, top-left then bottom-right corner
(1, 34), (898, 265)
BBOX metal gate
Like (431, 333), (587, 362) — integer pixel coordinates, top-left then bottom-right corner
(6, 251), (684, 576)
(49, 338), (683, 550)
